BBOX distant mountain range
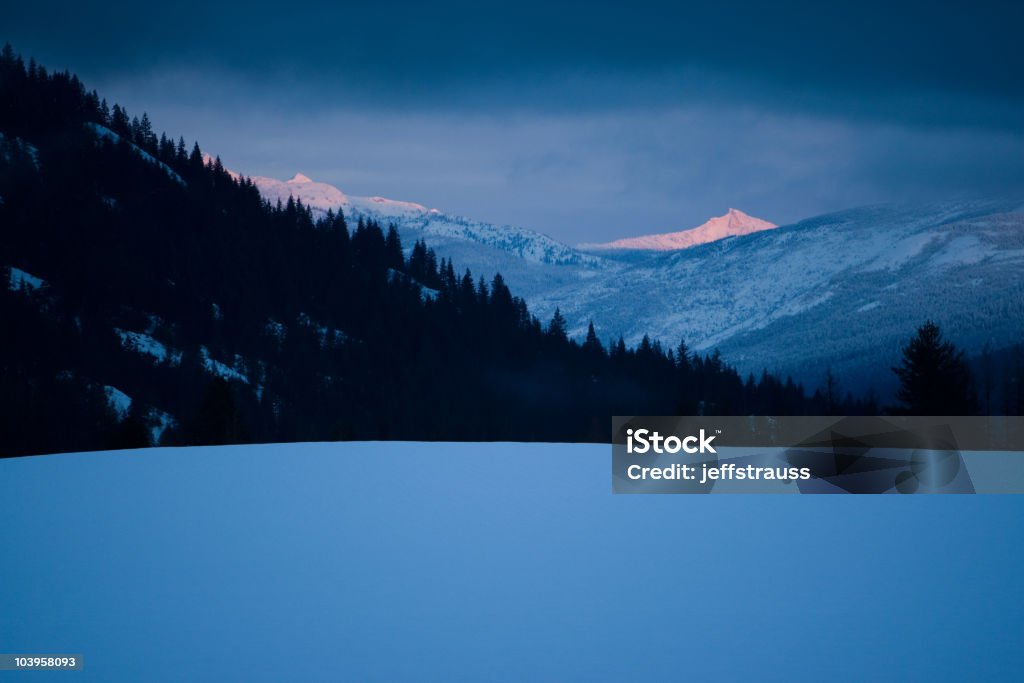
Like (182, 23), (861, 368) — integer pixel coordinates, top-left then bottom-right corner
(249, 171), (597, 267)
(246, 170), (1024, 392)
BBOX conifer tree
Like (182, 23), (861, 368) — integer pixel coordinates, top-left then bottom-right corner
(139, 112), (155, 148)
(186, 378), (248, 445)
(583, 321), (603, 355)
(548, 308), (568, 341)
(188, 141), (204, 172)
(111, 104), (130, 136)
(384, 225), (404, 270)
(892, 321), (977, 415)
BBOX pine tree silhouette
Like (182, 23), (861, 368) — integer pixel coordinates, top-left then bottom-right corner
(112, 407), (153, 450)
(186, 378), (248, 445)
(548, 308), (567, 341)
(892, 321), (977, 415)
(582, 321), (603, 356)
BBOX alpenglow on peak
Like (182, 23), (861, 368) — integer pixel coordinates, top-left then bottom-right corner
(580, 208), (778, 251)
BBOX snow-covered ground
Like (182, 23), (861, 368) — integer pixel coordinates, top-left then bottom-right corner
(8, 266), (45, 292)
(115, 329), (178, 364)
(85, 123), (186, 185)
(103, 385), (132, 419)
(2, 442), (1021, 681)
(199, 345), (249, 384)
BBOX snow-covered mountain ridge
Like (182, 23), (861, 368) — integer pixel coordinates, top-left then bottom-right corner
(579, 208), (777, 251)
(530, 201), (1024, 390)
(240, 167), (1023, 391)
(249, 171), (599, 267)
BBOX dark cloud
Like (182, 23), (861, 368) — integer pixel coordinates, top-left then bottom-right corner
(5, 1), (1023, 241)
(9, 1), (1023, 99)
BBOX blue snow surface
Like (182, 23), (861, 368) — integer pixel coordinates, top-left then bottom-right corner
(1, 441), (1022, 682)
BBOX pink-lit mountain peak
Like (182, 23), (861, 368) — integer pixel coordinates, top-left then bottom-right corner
(246, 169), (442, 218)
(583, 208), (778, 251)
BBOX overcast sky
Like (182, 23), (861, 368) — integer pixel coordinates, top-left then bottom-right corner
(7, 1), (1024, 243)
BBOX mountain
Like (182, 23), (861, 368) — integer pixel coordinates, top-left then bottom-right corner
(251, 171), (436, 221)
(241, 170), (1024, 394)
(249, 171), (599, 268)
(242, 171), (1023, 394)
(579, 208), (777, 251)
(244, 170), (611, 305)
(528, 201), (1024, 393)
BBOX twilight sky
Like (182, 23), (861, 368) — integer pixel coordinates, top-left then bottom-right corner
(7, 1), (1024, 243)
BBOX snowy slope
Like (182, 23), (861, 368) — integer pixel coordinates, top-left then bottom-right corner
(250, 172), (600, 268)
(579, 208), (777, 251)
(8, 266), (45, 292)
(1, 442), (1018, 681)
(251, 172), (351, 211)
(86, 123), (186, 185)
(530, 201), (1024, 390)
